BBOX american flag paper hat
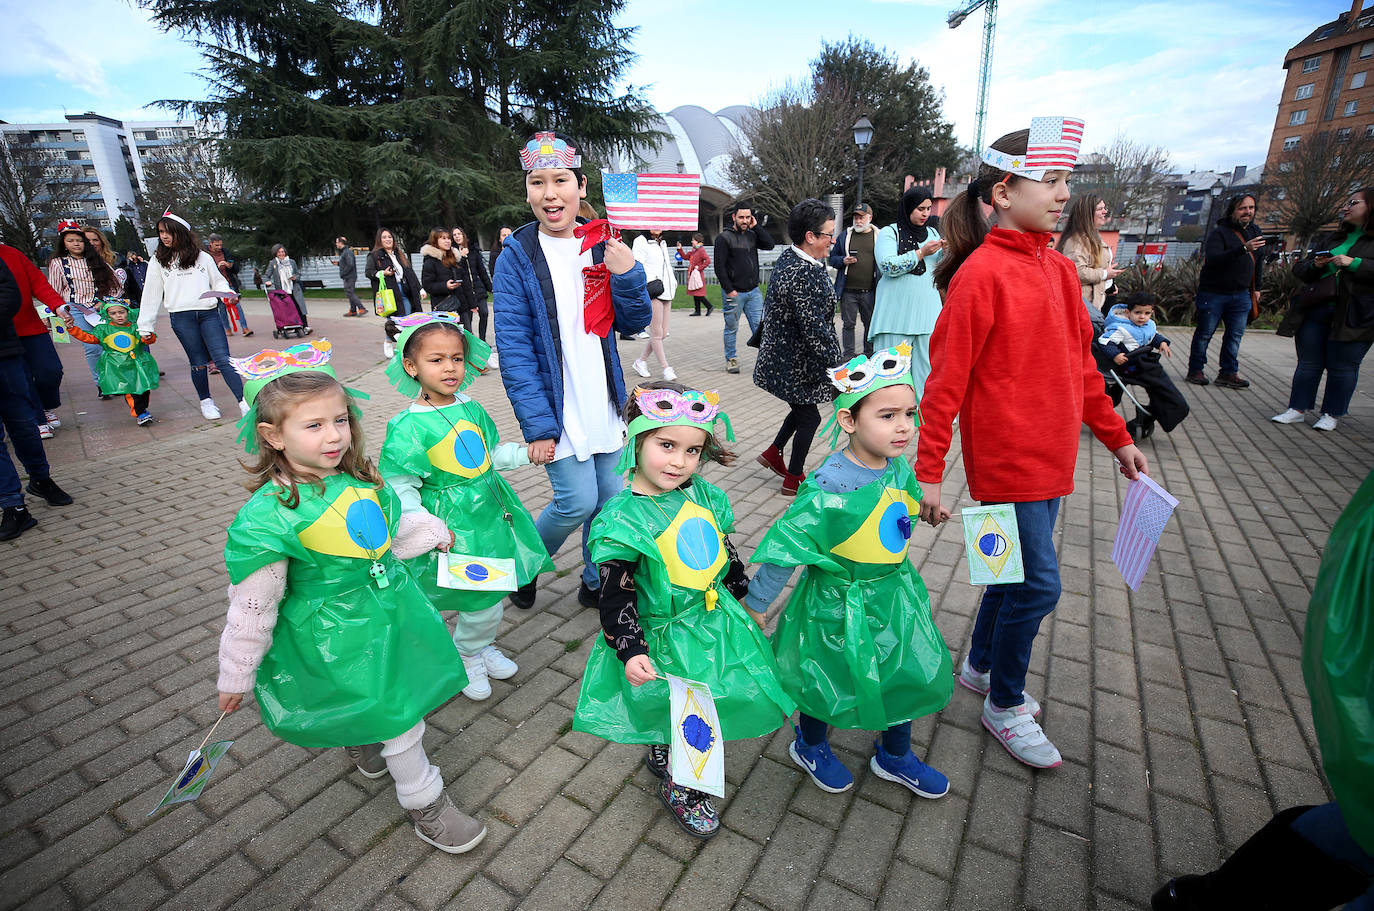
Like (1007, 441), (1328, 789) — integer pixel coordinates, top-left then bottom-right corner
(519, 132), (581, 171)
(980, 116), (1085, 180)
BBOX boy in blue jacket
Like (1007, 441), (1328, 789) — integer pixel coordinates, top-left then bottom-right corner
(493, 131), (651, 610)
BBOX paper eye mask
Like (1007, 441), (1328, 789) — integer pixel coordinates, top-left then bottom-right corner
(633, 387), (723, 425)
(829, 347), (912, 395)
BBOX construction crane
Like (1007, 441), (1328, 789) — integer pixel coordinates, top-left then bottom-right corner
(947, 0), (998, 153)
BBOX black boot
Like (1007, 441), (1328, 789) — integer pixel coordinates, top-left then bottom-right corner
(577, 581), (600, 608)
(705, 301), (714, 316)
(0, 506), (37, 541)
(1152, 805), (1369, 911)
(26, 477), (73, 506)
(508, 580), (537, 610)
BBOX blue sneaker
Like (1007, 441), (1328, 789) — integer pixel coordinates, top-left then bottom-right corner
(870, 741), (949, 798)
(788, 726), (853, 793)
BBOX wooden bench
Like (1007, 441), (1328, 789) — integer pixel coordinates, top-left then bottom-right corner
(301, 279), (326, 290)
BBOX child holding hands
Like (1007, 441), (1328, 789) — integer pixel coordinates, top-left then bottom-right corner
(62, 297), (159, 425)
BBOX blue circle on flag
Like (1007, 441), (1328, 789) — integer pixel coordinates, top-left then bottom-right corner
(453, 430), (486, 468)
(979, 532), (1007, 558)
(108, 331), (137, 352)
(464, 562), (489, 583)
(345, 498), (388, 550)
(878, 502), (911, 552)
(682, 713), (714, 752)
(676, 517), (719, 570)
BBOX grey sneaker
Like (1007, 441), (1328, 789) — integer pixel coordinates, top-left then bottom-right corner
(725, 358), (739, 374)
(982, 696), (1062, 769)
(345, 743), (388, 779)
(957, 655), (1041, 717)
(409, 791), (487, 853)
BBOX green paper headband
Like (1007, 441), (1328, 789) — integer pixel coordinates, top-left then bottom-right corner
(616, 386), (735, 474)
(384, 312), (492, 398)
(95, 296), (135, 319)
(820, 344), (921, 447)
(228, 339), (369, 454)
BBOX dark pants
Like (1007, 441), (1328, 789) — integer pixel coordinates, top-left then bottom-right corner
(840, 287), (875, 358)
(20, 332), (63, 425)
(798, 713), (913, 755)
(0, 355), (50, 508)
(772, 403), (822, 476)
(126, 391), (151, 414)
(459, 297), (490, 342)
(1189, 289), (1251, 375)
(169, 309), (245, 401)
(1288, 305), (1373, 417)
(1120, 354), (1191, 432)
(343, 280), (365, 314)
(968, 498), (1062, 708)
(690, 294), (710, 315)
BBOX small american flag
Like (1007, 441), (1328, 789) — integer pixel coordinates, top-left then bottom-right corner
(1025, 116), (1085, 170)
(601, 172), (701, 231)
(1111, 474), (1178, 590)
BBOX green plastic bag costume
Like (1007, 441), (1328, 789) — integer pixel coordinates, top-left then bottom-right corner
(77, 316), (160, 395)
(752, 455), (953, 731)
(1302, 468), (1374, 855)
(573, 478), (795, 744)
(378, 401), (552, 611)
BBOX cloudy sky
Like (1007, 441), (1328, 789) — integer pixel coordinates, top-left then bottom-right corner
(0, 0), (1343, 172)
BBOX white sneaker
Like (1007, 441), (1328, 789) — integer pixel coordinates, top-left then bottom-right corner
(633, 331), (650, 340)
(1271, 408), (1306, 424)
(479, 645), (518, 680)
(238, 399), (250, 417)
(662, 366), (677, 381)
(460, 652), (492, 700)
(487, 350), (499, 369)
(1313, 413), (1338, 431)
(982, 696), (1061, 769)
(44, 410), (61, 429)
(383, 340), (395, 359)
(632, 358), (651, 378)
(199, 398), (222, 420)
(37, 423), (54, 439)
(957, 655), (1041, 717)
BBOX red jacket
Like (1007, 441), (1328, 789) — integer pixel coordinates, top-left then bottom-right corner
(682, 245), (710, 297)
(915, 227), (1131, 502)
(0, 244), (65, 338)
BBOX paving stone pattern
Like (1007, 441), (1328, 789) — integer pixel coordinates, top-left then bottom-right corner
(2, 302), (1371, 910)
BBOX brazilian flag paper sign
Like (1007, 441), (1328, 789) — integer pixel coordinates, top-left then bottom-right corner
(297, 486), (392, 559)
(655, 499), (727, 591)
(666, 673), (725, 797)
(831, 488), (920, 564)
(425, 420), (492, 479)
(105, 329), (139, 353)
(961, 504), (1025, 585)
(148, 740), (233, 816)
(437, 552), (518, 592)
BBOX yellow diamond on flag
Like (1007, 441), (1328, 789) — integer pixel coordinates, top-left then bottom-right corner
(974, 512), (1013, 578)
(679, 687), (717, 777)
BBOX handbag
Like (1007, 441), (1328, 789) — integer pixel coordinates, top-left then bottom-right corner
(687, 268), (704, 292)
(646, 278), (665, 299)
(375, 273), (397, 317)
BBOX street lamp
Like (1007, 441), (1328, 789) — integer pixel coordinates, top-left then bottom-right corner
(852, 115), (874, 210)
(1206, 179), (1225, 233)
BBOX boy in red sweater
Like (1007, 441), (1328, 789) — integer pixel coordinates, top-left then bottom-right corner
(916, 118), (1146, 769)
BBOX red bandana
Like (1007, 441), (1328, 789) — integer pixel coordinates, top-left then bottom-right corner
(573, 219), (621, 337)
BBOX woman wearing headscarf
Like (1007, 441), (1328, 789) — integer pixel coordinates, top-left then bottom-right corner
(867, 187), (946, 398)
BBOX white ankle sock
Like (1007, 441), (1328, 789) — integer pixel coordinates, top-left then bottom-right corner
(382, 723), (442, 809)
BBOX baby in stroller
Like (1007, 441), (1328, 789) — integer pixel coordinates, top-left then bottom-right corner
(1095, 292), (1190, 439)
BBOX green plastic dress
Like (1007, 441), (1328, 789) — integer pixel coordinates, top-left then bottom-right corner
(224, 475), (467, 748)
(1302, 468), (1374, 855)
(378, 403), (552, 612)
(77, 322), (160, 394)
(573, 478), (795, 745)
(752, 456), (953, 730)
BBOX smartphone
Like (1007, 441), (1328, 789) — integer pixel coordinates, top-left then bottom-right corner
(1313, 250), (1333, 257)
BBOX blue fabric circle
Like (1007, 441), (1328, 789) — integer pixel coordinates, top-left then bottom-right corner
(682, 713), (714, 752)
(675, 516), (720, 570)
(345, 498), (389, 550)
(453, 429), (487, 468)
(878, 501), (911, 552)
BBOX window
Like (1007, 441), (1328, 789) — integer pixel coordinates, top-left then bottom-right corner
(1366, 124), (1374, 138)
(1354, 72), (1368, 89)
(1302, 57), (1320, 73)
(1278, 162), (1294, 172)
(1296, 83), (1315, 99)
(1318, 26), (1336, 39)
(1283, 136), (1301, 150)
(1361, 15), (1374, 28)
(1345, 100), (1359, 116)
(1338, 127), (1353, 141)
(1363, 42), (1374, 58)
(1289, 109), (1309, 125)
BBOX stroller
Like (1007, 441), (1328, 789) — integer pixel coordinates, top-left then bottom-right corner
(267, 289), (309, 339)
(1091, 343), (1190, 441)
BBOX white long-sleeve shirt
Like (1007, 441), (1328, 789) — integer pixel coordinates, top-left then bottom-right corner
(631, 234), (678, 301)
(137, 250), (233, 335)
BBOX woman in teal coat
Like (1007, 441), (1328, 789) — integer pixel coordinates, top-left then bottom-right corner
(868, 187), (946, 398)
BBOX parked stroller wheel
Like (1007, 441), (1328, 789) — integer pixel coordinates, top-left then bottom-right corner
(272, 329), (282, 339)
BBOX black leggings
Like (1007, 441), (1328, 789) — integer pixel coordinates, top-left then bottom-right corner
(125, 391), (150, 414)
(772, 402), (822, 475)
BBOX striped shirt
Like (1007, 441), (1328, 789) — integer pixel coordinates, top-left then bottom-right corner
(46, 256), (123, 305)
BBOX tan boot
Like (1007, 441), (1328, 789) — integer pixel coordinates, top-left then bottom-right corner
(345, 743), (388, 779)
(409, 791), (487, 854)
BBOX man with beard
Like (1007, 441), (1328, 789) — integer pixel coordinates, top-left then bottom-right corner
(714, 203), (775, 374)
(828, 203), (880, 359)
(1188, 194), (1265, 388)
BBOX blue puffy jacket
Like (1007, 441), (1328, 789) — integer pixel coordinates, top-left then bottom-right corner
(492, 220), (651, 444)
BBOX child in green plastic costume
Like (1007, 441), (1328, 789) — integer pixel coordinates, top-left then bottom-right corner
(747, 344), (954, 798)
(215, 339), (486, 855)
(378, 312), (553, 702)
(573, 382), (795, 839)
(62, 297), (159, 425)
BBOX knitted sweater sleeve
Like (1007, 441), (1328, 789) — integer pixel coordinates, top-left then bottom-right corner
(217, 560), (288, 693)
(392, 511), (452, 560)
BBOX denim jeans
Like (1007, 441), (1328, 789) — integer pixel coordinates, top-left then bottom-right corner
(1188, 289), (1251, 375)
(1292, 802), (1374, 907)
(20, 332), (63, 425)
(968, 498), (1062, 709)
(0, 355), (50, 508)
(69, 309), (102, 388)
(216, 298), (250, 332)
(536, 450), (624, 588)
(723, 286), (763, 360)
(169, 308), (245, 401)
(839, 288), (875, 359)
(1288, 305), (1373, 417)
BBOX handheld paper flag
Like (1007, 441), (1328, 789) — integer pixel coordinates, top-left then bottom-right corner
(437, 553), (518, 592)
(962, 504), (1025, 585)
(602, 172), (701, 231)
(1112, 475), (1178, 590)
(149, 740), (233, 816)
(666, 673), (725, 797)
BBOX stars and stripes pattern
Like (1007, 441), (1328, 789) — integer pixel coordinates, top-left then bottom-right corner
(1111, 475), (1178, 590)
(601, 172), (701, 231)
(1024, 116), (1085, 170)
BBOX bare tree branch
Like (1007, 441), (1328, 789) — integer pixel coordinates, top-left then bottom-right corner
(1073, 133), (1175, 228)
(1262, 131), (1374, 249)
(0, 135), (88, 261)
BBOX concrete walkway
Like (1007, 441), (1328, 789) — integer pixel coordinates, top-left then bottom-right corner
(2, 301), (1371, 910)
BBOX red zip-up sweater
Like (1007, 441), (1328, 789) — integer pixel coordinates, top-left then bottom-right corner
(915, 227), (1132, 503)
(0, 244), (66, 338)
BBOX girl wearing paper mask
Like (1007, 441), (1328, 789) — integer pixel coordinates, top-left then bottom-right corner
(572, 382), (794, 840)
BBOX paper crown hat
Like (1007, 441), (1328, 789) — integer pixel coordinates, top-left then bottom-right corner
(519, 131), (581, 171)
(95, 296), (135, 318)
(228, 339), (369, 453)
(616, 386), (734, 474)
(384, 312), (491, 398)
(980, 116), (1085, 181)
(160, 208), (191, 230)
(56, 220), (84, 237)
(820, 344), (921, 447)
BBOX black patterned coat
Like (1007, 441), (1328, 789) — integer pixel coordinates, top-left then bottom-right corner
(753, 247), (843, 404)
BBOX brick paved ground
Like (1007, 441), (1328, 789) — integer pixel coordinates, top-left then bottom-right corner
(2, 300), (1371, 910)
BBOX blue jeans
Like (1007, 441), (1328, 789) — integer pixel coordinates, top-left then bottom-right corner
(1291, 802), (1374, 907)
(21, 332), (63, 425)
(536, 450), (624, 588)
(968, 498), (1062, 709)
(1288, 305), (1373, 417)
(217, 298), (251, 332)
(0, 356), (50, 508)
(723, 286), (763, 360)
(69, 309), (102, 388)
(169, 309), (245, 401)
(1189, 290), (1251, 375)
